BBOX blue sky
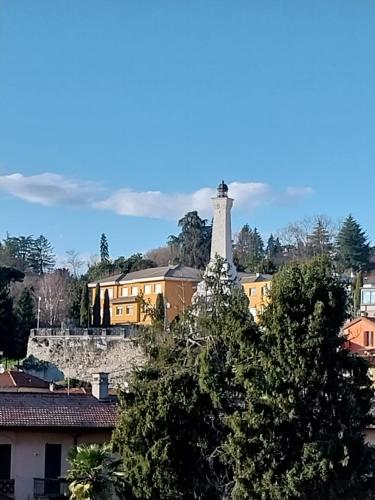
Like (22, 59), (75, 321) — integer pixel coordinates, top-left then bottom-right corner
(0, 0), (374, 262)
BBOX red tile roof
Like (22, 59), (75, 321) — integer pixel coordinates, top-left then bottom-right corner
(0, 370), (50, 389)
(0, 392), (117, 429)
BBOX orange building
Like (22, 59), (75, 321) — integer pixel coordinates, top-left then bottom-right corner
(344, 316), (375, 351)
(88, 265), (202, 325)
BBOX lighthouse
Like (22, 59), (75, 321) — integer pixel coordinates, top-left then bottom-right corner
(209, 180), (237, 281)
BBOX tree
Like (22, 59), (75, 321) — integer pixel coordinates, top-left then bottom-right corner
(102, 289), (111, 327)
(36, 269), (70, 327)
(168, 211), (212, 269)
(154, 293), (165, 325)
(336, 215), (370, 272)
(80, 283), (90, 327)
(29, 235), (56, 275)
(308, 218), (332, 256)
(234, 225), (264, 271)
(353, 271), (362, 317)
(14, 288), (36, 359)
(113, 258), (257, 499)
(65, 249), (85, 278)
(92, 284), (101, 327)
(0, 267), (24, 358)
(100, 234), (110, 263)
(66, 443), (125, 500)
(226, 257), (374, 499)
(266, 234), (282, 260)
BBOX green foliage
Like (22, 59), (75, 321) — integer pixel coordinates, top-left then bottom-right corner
(226, 257), (374, 499)
(92, 284), (101, 327)
(14, 288), (36, 359)
(266, 233), (282, 260)
(234, 225), (265, 271)
(80, 283), (90, 327)
(154, 293), (164, 325)
(0, 267), (24, 358)
(66, 443), (126, 500)
(308, 219), (332, 256)
(102, 289), (111, 327)
(28, 235), (56, 275)
(353, 272), (362, 317)
(168, 211), (212, 269)
(100, 233), (110, 263)
(336, 215), (370, 272)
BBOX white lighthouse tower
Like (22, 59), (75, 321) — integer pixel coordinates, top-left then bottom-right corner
(194, 181), (237, 303)
(209, 180), (237, 281)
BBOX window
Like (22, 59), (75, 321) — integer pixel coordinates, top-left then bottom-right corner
(362, 289), (375, 305)
(155, 283), (162, 294)
(100, 288), (113, 299)
(115, 307), (123, 316)
(364, 331), (374, 347)
(0, 444), (11, 480)
(121, 287), (129, 297)
(144, 284), (152, 295)
(249, 288), (256, 296)
(126, 306), (134, 315)
(131, 286), (139, 296)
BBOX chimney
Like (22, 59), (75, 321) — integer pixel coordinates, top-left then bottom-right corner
(92, 372), (109, 400)
(49, 381), (55, 392)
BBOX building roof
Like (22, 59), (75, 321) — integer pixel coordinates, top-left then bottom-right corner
(0, 370), (50, 390)
(240, 273), (273, 284)
(0, 392), (117, 429)
(343, 316), (375, 331)
(89, 265), (202, 286)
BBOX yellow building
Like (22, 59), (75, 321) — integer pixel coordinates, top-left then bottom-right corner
(88, 265), (202, 325)
(89, 266), (273, 326)
(240, 273), (273, 320)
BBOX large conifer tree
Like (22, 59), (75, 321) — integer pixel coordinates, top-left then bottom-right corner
(14, 288), (36, 359)
(80, 283), (90, 327)
(336, 215), (370, 271)
(226, 257), (374, 499)
(102, 289), (111, 327)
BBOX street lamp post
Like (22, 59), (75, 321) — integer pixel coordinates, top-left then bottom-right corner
(36, 296), (41, 330)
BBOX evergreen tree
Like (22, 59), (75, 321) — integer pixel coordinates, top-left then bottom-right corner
(226, 257), (374, 499)
(234, 225), (264, 271)
(29, 235), (56, 275)
(168, 211), (212, 269)
(353, 271), (362, 317)
(154, 293), (165, 326)
(266, 234), (282, 259)
(308, 219), (332, 256)
(336, 215), (370, 271)
(100, 233), (110, 263)
(113, 258), (252, 498)
(102, 289), (111, 327)
(0, 267), (24, 358)
(80, 283), (90, 327)
(92, 284), (101, 327)
(14, 288), (36, 359)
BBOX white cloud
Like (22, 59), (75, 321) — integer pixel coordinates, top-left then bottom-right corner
(0, 171), (313, 219)
(0, 172), (99, 206)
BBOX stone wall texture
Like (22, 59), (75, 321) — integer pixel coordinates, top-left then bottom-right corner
(26, 335), (146, 387)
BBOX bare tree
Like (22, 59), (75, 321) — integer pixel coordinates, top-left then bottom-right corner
(145, 246), (173, 266)
(65, 249), (85, 278)
(36, 269), (71, 327)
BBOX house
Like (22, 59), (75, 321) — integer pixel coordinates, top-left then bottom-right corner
(240, 273), (273, 320)
(0, 373), (117, 500)
(343, 316), (375, 350)
(88, 265), (202, 325)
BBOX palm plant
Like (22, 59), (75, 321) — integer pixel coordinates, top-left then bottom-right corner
(66, 443), (126, 500)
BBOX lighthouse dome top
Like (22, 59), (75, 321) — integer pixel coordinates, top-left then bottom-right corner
(217, 180), (228, 197)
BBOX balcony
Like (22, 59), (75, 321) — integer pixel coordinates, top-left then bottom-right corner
(0, 479), (15, 498)
(33, 478), (68, 499)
